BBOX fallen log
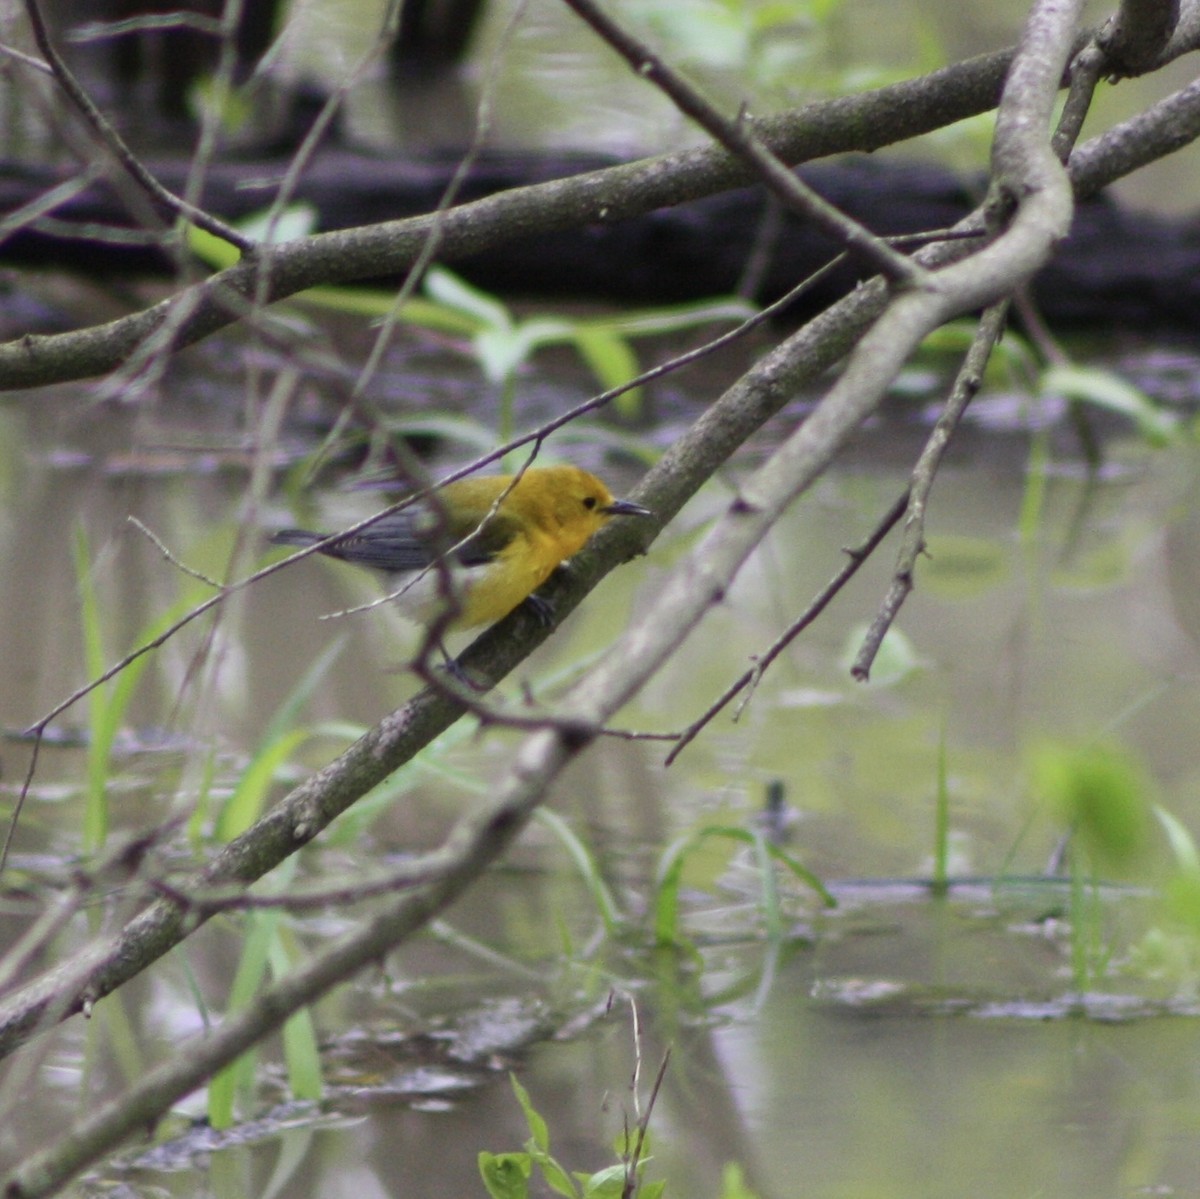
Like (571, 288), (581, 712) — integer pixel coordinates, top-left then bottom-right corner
(1, 149), (1196, 332)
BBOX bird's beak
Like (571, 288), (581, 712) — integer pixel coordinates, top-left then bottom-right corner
(602, 498), (653, 518)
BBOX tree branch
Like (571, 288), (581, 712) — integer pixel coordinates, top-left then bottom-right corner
(560, 0), (923, 285)
(21, 0), (253, 251)
(0, 45), (1020, 391)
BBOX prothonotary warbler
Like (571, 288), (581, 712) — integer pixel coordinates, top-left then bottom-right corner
(271, 464), (652, 630)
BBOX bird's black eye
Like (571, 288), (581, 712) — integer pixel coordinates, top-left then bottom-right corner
(582, 496), (598, 510)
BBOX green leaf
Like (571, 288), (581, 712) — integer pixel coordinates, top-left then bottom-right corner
(73, 533), (191, 853)
(298, 286), (485, 331)
(583, 296), (756, 337)
(186, 222), (243, 270)
(534, 808), (622, 934)
(479, 1152), (532, 1199)
(474, 326), (532, 384)
(208, 909), (279, 1128)
(425, 266), (512, 330)
(1029, 741), (1153, 868)
(257, 634), (348, 750)
(1156, 804), (1200, 874)
(510, 1074), (549, 1153)
(538, 1158), (580, 1199)
(1041, 363), (1178, 446)
(653, 832), (694, 946)
(719, 1162), (762, 1199)
(269, 933), (322, 1102)
(214, 634), (347, 840)
(570, 327), (642, 416)
(653, 825), (833, 947)
(749, 831), (835, 908)
(579, 1163), (626, 1197)
(238, 203), (317, 245)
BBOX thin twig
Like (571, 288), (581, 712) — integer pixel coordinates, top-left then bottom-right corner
(1054, 42), (1107, 157)
(21, 0), (253, 251)
(560, 0), (924, 287)
(0, 167), (103, 247)
(0, 39), (52, 73)
(852, 301), (1009, 680)
(127, 517), (222, 588)
(665, 489), (909, 766)
(624, 1047), (671, 1199)
(350, 0), (528, 410)
(147, 858), (448, 914)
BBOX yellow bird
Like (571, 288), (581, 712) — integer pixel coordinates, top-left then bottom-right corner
(272, 464), (651, 629)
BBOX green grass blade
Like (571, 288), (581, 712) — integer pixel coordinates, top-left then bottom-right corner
(570, 327), (643, 418)
(269, 929), (322, 1102)
(533, 808), (622, 935)
(215, 727), (312, 841)
(652, 832), (695, 946)
(751, 829), (783, 943)
(208, 908), (278, 1128)
(74, 526), (109, 852)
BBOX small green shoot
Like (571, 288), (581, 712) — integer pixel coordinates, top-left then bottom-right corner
(1029, 741), (1153, 873)
(653, 825), (833, 949)
(207, 859), (322, 1128)
(1029, 741), (1155, 990)
(73, 528), (189, 853)
(533, 808), (622, 937)
(479, 1071), (664, 1199)
(212, 634), (349, 840)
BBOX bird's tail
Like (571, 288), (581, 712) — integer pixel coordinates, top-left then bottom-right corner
(270, 528), (324, 548)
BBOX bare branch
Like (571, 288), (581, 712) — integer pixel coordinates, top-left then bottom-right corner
(666, 490), (909, 765)
(852, 303), (1009, 681)
(1101, 0), (1180, 74)
(560, 0), (923, 285)
(127, 517), (223, 588)
(0, 45), (1019, 391)
(21, 0), (253, 250)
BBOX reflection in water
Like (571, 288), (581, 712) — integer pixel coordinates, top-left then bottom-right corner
(4, 336), (1200, 1196)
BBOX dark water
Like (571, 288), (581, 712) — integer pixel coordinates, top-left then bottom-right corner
(3, 321), (1200, 1197)
(4, 1), (1200, 1194)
